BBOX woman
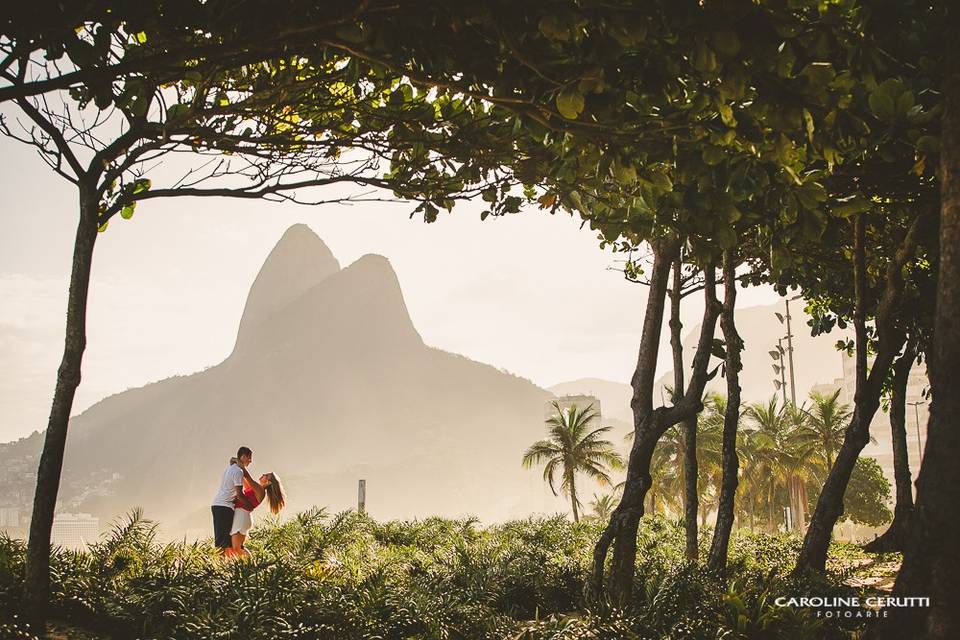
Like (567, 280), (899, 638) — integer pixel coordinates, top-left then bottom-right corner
(229, 465), (286, 558)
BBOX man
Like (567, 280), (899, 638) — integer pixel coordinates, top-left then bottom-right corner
(211, 446), (251, 554)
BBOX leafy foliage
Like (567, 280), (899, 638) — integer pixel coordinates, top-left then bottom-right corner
(0, 512), (888, 639)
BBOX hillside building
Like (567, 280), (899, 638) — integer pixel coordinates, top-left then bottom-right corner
(51, 512), (99, 550)
(544, 394), (603, 423)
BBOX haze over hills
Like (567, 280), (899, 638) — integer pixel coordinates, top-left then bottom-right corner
(549, 303), (848, 425)
(2, 227), (850, 538)
(6, 225), (571, 536)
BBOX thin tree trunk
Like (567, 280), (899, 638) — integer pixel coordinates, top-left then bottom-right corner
(669, 254), (699, 562)
(789, 475), (806, 532)
(682, 417), (698, 557)
(591, 237), (677, 602)
(768, 481), (777, 532)
(865, 337), (917, 553)
(570, 472), (580, 522)
(879, 29), (960, 638)
(23, 188), (99, 629)
(798, 478), (808, 531)
(707, 248), (742, 573)
(591, 237), (720, 604)
(796, 210), (914, 572)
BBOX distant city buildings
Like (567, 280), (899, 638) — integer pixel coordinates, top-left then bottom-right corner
(0, 506), (19, 528)
(545, 394), (603, 423)
(821, 352), (929, 499)
(51, 512), (100, 550)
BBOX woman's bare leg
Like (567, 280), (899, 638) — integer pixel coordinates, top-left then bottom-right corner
(230, 533), (247, 559)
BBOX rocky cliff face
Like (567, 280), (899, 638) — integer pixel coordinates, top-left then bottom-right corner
(54, 226), (559, 533)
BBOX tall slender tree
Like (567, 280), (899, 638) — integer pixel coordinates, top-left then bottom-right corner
(865, 337), (918, 553)
(708, 249), (744, 572)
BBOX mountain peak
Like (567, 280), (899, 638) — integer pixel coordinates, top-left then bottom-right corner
(233, 225), (341, 351)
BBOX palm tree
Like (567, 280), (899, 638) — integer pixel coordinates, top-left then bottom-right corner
(696, 393), (727, 523)
(589, 493), (618, 520)
(523, 402), (624, 522)
(742, 397), (797, 532)
(800, 389), (853, 469)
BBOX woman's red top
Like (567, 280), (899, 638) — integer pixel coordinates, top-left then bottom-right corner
(237, 487), (261, 512)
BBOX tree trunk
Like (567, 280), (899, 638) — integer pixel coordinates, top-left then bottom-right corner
(865, 337), (917, 553)
(669, 254), (699, 563)
(590, 237), (677, 603)
(22, 189), (99, 630)
(878, 29), (960, 638)
(682, 416), (698, 559)
(789, 475), (806, 532)
(768, 481), (777, 532)
(796, 211), (910, 573)
(797, 478), (808, 530)
(570, 472), (580, 522)
(707, 249), (742, 573)
(590, 237), (720, 604)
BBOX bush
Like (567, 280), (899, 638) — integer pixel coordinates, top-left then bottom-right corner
(0, 512), (883, 639)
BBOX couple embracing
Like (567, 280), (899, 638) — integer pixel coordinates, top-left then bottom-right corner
(210, 446), (286, 557)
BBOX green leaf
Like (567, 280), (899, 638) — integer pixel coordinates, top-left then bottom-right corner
(803, 109), (815, 143)
(800, 62), (835, 88)
(422, 202), (439, 223)
(612, 159), (637, 185)
(715, 225), (736, 249)
(556, 87), (585, 120)
(711, 30), (740, 59)
(916, 135), (939, 155)
(166, 103), (190, 121)
(896, 91), (916, 117)
(609, 23), (647, 48)
(649, 171), (673, 194)
(537, 13), (570, 42)
(868, 91), (895, 122)
(135, 31), (147, 44)
(693, 42), (718, 74)
(833, 194), (872, 218)
(133, 179), (152, 194)
(120, 203), (136, 220)
(702, 145), (726, 166)
(718, 103), (737, 127)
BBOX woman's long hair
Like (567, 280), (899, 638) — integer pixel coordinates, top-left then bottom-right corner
(263, 472), (286, 514)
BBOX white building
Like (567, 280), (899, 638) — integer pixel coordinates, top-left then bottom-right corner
(0, 506), (19, 528)
(836, 352), (929, 496)
(545, 394), (603, 423)
(51, 513), (100, 550)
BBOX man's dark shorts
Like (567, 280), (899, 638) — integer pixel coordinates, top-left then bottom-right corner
(212, 506), (234, 548)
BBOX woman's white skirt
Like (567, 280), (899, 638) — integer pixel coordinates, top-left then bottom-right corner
(230, 508), (253, 536)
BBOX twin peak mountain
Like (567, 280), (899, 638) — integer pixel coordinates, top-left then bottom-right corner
(62, 225), (558, 530)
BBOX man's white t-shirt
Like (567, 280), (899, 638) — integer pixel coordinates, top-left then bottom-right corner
(212, 464), (244, 508)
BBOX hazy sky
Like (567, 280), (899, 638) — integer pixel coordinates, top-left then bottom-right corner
(0, 133), (785, 444)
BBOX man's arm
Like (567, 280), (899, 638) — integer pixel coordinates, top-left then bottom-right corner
(230, 466), (251, 509)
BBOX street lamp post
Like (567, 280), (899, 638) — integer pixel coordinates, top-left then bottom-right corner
(770, 340), (788, 405)
(775, 295), (803, 406)
(908, 401), (925, 462)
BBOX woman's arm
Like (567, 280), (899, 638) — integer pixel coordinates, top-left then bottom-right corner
(241, 466), (266, 502)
